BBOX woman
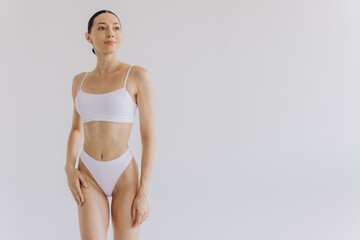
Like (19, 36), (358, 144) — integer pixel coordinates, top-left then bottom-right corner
(64, 10), (155, 240)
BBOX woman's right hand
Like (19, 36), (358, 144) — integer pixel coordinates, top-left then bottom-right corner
(65, 167), (88, 206)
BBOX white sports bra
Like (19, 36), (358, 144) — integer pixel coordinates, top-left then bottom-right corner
(75, 65), (137, 123)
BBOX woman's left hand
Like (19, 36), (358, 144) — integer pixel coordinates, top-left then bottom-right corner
(131, 190), (150, 228)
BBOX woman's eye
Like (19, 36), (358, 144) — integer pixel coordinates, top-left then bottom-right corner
(98, 26), (119, 30)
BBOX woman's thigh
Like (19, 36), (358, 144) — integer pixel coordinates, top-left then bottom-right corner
(77, 158), (110, 240)
(111, 157), (141, 240)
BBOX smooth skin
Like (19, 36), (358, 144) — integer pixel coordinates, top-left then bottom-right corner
(65, 12), (155, 240)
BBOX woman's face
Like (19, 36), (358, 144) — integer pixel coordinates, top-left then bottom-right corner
(86, 13), (123, 55)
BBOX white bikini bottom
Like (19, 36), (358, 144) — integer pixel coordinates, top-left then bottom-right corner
(79, 147), (134, 197)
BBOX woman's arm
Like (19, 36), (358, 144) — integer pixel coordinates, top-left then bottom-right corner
(65, 112), (83, 171)
(65, 75), (84, 171)
(64, 74), (88, 206)
(135, 66), (156, 196)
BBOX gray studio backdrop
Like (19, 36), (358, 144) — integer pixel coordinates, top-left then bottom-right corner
(1, 0), (359, 239)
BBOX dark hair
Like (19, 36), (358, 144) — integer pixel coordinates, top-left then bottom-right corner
(87, 10), (122, 55)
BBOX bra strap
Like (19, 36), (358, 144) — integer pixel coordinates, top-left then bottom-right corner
(124, 65), (133, 88)
(79, 72), (88, 91)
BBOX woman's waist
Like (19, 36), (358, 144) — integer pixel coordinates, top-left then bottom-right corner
(83, 123), (131, 141)
(81, 123), (132, 161)
(82, 140), (131, 162)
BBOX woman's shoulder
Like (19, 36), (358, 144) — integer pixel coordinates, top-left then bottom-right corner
(130, 65), (153, 92)
(71, 72), (87, 99)
(72, 71), (89, 87)
(73, 71), (88, 82)
(131, 65), (148, 75)
(130, 65), (151, 83)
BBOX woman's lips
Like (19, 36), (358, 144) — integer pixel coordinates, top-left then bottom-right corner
(105, 41), (115, 45)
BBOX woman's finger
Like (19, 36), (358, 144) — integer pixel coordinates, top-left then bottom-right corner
(133, 209), (141, 227)
(137, 208), (144, 225)
(142, 208), (148, 223)
(140, 214), (144, 224)
(139, 209), (144, 224)
(71, 188), (80, 205)
(79, 174), (88, 188)
(133, 209), (140, 227)
(143, 209), (149, 222)
(74, 180), (84, 204)
(132, 205), (136, 221)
